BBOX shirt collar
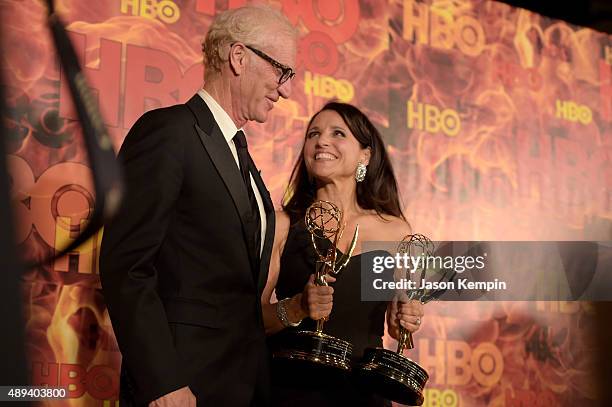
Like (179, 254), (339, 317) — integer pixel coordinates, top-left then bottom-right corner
(197, 88), (242, 143)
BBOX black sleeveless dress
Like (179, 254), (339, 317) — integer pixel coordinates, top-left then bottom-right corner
(268, 221), (392, 407)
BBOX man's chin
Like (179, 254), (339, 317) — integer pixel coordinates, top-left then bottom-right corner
(253, 109), (271, 123)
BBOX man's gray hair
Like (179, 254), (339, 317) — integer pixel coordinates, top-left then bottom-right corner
(202, 5), (297, 77)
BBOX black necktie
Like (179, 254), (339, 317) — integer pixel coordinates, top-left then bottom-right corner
(233, 130), (261, 260)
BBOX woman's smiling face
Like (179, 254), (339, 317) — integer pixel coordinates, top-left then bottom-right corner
(303, 109), (370, 184)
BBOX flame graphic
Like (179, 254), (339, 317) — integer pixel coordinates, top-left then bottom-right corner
(384, 0), (611, 241)
(2, 1), (608, 406)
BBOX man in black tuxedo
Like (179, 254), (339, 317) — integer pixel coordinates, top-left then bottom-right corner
(99, 5), (297, 406)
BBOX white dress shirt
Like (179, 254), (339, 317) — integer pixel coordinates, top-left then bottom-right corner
(197, 89), (267, 255)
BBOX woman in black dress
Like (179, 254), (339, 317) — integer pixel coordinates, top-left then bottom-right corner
(262, 102), (424, 406)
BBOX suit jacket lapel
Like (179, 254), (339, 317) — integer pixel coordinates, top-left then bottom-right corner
(186, 95), (253, 246)
(249, 157), (276, 293)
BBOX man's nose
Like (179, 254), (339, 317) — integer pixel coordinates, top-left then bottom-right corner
(278, 78), (292, 99)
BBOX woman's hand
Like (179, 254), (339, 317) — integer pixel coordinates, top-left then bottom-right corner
(300, 273), (336, 321)
(387, 295), (424, 339)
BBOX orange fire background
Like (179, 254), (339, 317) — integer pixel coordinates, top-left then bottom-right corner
(1, 0), (611, 406)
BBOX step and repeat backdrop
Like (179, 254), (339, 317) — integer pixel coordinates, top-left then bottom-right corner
(2, 0), (611, 406)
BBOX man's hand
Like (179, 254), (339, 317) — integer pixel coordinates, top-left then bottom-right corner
(149, 386), (196, 407)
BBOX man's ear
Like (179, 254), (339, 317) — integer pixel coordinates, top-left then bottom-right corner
(228, 43), (247, 76)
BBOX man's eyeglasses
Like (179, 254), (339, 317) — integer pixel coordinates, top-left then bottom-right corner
(244, 45), (295, 85)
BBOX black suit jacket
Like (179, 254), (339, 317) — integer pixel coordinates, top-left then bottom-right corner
(100, 94), (275, 406)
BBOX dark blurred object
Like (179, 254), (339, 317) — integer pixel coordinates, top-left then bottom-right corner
(22, 0), (125, 267)
(594, 302), (612, 406)
(501, 0), (612, 33)
(0, 17), (28, 392)
(0, 0), (125, 390)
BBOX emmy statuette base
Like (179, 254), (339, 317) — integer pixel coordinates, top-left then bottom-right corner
(272, 330), (353, 371)
(354, 347), (429, 406)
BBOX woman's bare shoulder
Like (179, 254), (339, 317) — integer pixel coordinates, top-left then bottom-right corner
(365, 213), (412, 242)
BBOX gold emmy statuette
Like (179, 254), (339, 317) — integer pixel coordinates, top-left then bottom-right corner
(273, 200), (359, 370)
(354, 234), (449, 406)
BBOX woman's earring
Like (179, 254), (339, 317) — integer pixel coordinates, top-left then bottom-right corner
(355, 162), (367, 182)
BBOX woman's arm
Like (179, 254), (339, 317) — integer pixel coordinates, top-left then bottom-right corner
(382, 217), (425, 340)
(261, 211), (335, 335)
(261, 211), (295, 335)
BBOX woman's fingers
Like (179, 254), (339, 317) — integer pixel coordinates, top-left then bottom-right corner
(303, 274), (335, 320)
(397, 299), (424, 332)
